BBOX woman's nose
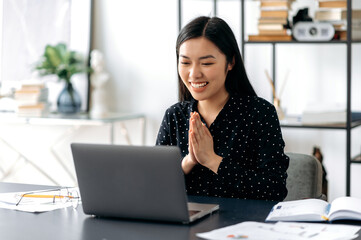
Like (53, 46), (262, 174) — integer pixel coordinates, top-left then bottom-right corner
(189, 64), (202, 79)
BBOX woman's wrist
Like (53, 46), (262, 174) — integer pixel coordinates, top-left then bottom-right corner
(206, 153), (223, 174)
(181, 154), (197, 174)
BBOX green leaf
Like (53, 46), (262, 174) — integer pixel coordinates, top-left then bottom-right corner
(44, 45), (61, 67)
(55, 43), (67, 62)
(34, 42), (90, 82)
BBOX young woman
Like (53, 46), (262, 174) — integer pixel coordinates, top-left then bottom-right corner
(156, 16), (289, 201)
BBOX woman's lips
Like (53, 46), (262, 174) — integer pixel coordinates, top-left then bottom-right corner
(190, 82), (209, 93)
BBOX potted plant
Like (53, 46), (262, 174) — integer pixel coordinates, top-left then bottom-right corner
(35, 43), (89, 114)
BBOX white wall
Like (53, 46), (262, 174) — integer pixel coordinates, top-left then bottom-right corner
(91, 0), (179, 145)
(1, 0), (361, 201)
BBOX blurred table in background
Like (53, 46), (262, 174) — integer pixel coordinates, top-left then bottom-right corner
(0, 112), (146, 185)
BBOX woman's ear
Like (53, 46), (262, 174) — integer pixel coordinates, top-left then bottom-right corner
(228, 56), (235, 71)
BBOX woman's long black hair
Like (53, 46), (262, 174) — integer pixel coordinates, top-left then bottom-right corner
(176, 16), (257, 101)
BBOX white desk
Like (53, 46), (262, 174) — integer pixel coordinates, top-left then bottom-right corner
(0, 112), (145, 185)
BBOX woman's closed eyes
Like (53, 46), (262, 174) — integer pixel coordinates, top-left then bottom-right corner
(201, 62), (214, 66)
(179, 61), (215, 66)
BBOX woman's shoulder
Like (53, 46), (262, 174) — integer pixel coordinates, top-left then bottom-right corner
(228, 95), (278, 121)
(230, 95), (280, 126)
(165, 101), (193, 114)
(232, 94), (274, 109)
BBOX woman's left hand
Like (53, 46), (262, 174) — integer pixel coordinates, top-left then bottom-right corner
(189, 112), (222, 173)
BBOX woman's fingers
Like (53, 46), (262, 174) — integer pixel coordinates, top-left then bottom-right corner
(190, 130), (199, 149)
(203, 123), (212, 138)
(190, 114), (200, 141)
(191, 124), (201, 145)
(188, 130), (197, 163)
(189, 112), (194, 131)
(193, 113), (205, 138)
(189, 132), (196, 157)
(188, 112), (199, 164)
(189, 112), (195, 147)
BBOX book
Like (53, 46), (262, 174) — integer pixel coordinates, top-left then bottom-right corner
(258, 17), (288, 24)
(14, 88), (49, 106)
(301, 102), (361, 124)
(248, 34), (292, 41)
(266, 197), (361, 222)
(315, 9), (343, 21)
(302, 111), (361, 125)
(17, 103), (50, 117)
(260, 1), (290, 8)
(315, 9), (361, 21)
(258, 23), (285, 31)
(318, 0), (347, 9)
(260, 10), (288, 18)
(258, 29), (288, 35)
(341, 9), (361, 20)
(20, 82), (46, 90)
(13, 82), (50, 116)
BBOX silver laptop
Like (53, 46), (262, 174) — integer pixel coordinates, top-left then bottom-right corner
(71, 143), (219, 224)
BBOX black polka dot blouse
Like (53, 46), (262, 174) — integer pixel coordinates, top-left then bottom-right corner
(156, 94), (289, 201)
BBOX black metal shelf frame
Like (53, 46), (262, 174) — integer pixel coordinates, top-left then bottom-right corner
(245, 40), (361, 44)
(281, 122), (361, 130)
(178, 0), (358, 196)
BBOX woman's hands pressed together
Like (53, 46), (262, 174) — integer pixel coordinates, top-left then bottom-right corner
(182, 112), (222, 174)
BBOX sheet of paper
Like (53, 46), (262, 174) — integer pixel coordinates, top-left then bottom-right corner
(196, 221), (360, 240)
(274, 222), (360, 240)
(0, 201), (74, 212)
(0, 187), (79, 213)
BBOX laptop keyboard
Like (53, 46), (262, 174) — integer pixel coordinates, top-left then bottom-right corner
(188, 210), (201, 217)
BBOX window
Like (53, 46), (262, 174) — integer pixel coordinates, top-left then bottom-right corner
(0, 0), (92, 112)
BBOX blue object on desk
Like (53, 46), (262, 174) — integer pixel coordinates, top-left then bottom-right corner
(57, 82), (81, 114)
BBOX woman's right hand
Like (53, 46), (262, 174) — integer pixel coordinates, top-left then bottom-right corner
(188, 112), (198, 163)
(181, 112), (198, 174)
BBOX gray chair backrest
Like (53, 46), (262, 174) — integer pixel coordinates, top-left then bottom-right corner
(284, 152), (323, 201)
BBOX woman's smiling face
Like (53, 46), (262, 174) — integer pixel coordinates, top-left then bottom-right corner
(178, 37), (233, 102)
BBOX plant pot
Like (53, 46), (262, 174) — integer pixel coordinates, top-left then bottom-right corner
(57, 82), (81, 114)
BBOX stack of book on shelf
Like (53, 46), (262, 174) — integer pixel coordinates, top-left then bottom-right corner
(301, 103), (361, 125)
(248, 0), (295, 42)
(315, 0), (361, 40)
(318, 0), (346, 9)
(14, 83), (50, 117)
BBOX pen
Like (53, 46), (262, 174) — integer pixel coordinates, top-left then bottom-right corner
(20, 194), (74, 199)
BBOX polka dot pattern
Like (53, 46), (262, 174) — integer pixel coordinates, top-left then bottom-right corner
(156, 94), (289, 201)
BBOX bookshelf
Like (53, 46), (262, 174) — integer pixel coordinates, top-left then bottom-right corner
(178, 0), (360, 196)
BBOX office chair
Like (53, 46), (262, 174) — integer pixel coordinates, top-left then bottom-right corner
(284, 152), (325, 201)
